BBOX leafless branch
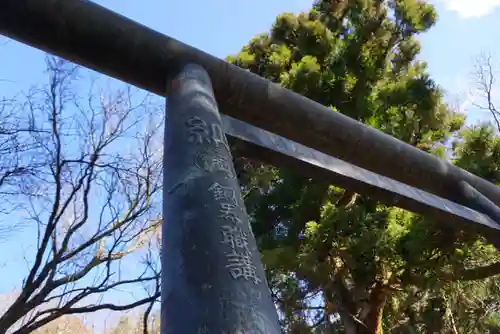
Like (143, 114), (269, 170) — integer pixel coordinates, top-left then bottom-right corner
(0, 56), (163, 333)
(471, 51), (500, 130)
(0, 83), (47, 239)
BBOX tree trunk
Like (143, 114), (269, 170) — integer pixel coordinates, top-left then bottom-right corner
(337, 283), (387, 334)
(329, 273), (387, 334)
(359, 284), (386, 334)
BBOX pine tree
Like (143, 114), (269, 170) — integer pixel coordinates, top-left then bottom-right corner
(228, 0), (500, 332)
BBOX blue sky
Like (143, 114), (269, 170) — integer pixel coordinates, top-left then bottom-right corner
(1, 0), (500, 330)
(2, 0), (500, 120)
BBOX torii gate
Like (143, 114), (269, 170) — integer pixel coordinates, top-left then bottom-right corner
(2, 1), (500, 333)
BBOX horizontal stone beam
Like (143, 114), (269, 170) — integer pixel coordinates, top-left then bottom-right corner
(2, 0), (500, 209)
(223, 115), (500, 241)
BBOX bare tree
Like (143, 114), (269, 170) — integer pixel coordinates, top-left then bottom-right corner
(471, 51), (500, 130)
(0, 56), (163, 334)
(105, 311), (160, 334)
(31, 315), (92, 334)
(0, 79), (47, 240)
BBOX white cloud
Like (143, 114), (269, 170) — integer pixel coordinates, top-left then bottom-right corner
(437, 0), (500, 19)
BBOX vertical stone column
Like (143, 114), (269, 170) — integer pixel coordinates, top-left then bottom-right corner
(162, 63), (282, 334)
